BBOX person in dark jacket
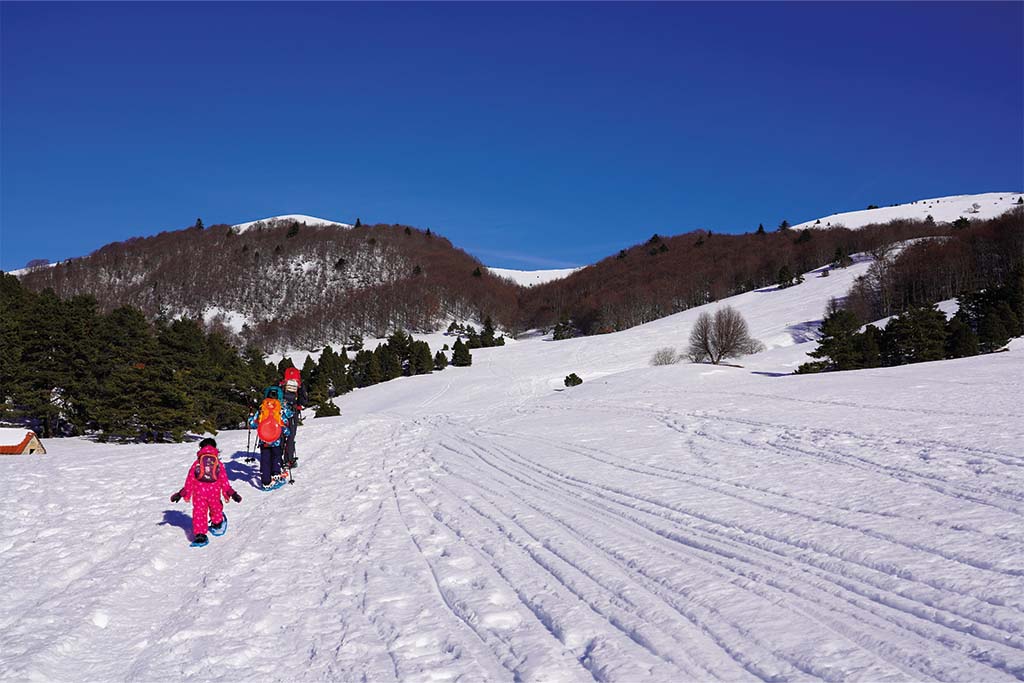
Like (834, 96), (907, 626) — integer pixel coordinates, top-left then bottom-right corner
(279, 367), (307, 469)
(248, 387), (294, 489)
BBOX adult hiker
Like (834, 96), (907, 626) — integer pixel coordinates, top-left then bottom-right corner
(279, 367), (308, 469)
(248, 386), (294, 490)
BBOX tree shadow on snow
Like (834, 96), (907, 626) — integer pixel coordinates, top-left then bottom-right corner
(158, 510), (192, 540)
(224, 450), (261, 489)
(786, 320), (822, 343)
(750, 371), (790, 377)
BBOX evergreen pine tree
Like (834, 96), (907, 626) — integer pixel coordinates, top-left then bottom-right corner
(277, 357), (296, 376)
(884, 305), (948, 364)
(311, 384), (340, 417)
(756, 223), (765, 235)
(413, 341), (434, 375)
(302, 354), (318, 386)
(945, 312), (979, 358)
(553, 315), (575, 340)
(857, 325), (882, 368)
(776, 265), (795, 288)
(387, 329), (412, 365)
(366, 349), (383, 385)
(434, 350), (448, 371)
(806, 308), (863, 370)
(0, 274), (29, 424)
(481, 316), (497, 347)
(978, 311), (1010, 353)
(451, 338), (472, 366)
(378, 344), (402, 380)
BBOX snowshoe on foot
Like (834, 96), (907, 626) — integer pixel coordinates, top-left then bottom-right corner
(190, 533), (209, 547)
(210, 515), (228, 537)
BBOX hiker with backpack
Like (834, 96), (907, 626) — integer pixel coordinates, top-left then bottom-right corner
(170, 437), (241, 547)
(279, 367), (308, 469)
(248, 386), (294, 490)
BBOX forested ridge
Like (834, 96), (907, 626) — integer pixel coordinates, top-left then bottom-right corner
(4, 209), (1021, 441)
(16, 210), (1022, 350)
(17, 220), (520, 352)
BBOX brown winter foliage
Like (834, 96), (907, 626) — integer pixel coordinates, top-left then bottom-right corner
(844, 207), (1024, 321)
(17, 210), (1021, 352)
(517, 220), (952, 334)
(18, 220), (520, 351)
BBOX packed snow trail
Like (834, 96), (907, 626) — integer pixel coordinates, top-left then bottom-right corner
(2, 258), (1023, 681)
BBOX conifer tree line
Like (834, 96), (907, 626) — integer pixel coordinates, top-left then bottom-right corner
(0, 273), (278, 440)
(446, 317), (505, 349)
(800, 271), (1024, 373)
(1, 273), (467, 441)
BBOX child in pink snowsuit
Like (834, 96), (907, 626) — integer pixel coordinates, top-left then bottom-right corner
(171, 439), (241, 544)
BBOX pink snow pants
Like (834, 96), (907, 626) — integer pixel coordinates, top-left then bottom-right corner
(191, 482), (225, 535)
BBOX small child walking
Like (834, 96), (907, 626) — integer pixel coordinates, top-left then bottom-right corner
(171, 438), (241, 546)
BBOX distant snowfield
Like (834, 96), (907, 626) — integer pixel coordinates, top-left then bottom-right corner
(4, 250), (1023, 682)
(231, 214), (353, 233)
(796, 191), (1022, 230)
(487, 266), (581, 286)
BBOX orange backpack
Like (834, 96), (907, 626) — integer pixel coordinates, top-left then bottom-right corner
(256, 397), (284, 443)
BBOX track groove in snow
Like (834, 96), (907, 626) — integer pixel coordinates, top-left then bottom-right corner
(2, 253), (1022, 681)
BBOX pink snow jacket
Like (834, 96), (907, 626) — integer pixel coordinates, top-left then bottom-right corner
(179, 448), (236, 502)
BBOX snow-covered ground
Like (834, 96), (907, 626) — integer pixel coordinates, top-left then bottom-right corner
(796, 192), (1022, 231)
(3, 255), (1023, 682)
(487, 266), (581, 287)
(231, 214), (353, 233)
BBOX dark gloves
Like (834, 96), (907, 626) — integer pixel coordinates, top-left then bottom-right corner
(170, 491), (182, 503)
(231, 492), (242, 503)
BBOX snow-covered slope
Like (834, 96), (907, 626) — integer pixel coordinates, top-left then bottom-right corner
(4, 256), (1024, 681)
(797, 192), (1022, 230)
(231, 214), (352, 233)
(487, 266), (581, 286)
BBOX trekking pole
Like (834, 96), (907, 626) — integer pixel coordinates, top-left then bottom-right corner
(287, 426), (295, 485)
(245, 402), (256, 463)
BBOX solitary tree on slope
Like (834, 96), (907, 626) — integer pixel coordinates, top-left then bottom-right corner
(687, 307), (765, 365)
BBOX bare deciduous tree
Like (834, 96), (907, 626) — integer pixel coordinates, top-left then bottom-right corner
(650, 346), (679, 366)
(687, 306), (765, 364)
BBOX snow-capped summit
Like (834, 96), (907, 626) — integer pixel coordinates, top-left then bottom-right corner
(797, 192), (1022, 231)
(232, 214), (353, 233)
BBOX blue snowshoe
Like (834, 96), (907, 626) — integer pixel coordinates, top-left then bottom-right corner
(190, 533), (209, 548)
(210, 514), (228, 537)
(260, 478), (287, 492)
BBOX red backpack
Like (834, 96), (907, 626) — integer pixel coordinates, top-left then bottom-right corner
(194, 447), (221, 483)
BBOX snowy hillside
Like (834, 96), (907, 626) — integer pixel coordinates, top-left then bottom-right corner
(231, 214), (352, 232)
(487, 266), (581, 286)
(4, 252), (1023, 681)
(796, 192), (1022, 230)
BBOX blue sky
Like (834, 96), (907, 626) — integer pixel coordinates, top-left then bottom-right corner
(2, 1), (1021, 271)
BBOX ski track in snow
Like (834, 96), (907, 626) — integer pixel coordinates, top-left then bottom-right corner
(2, 256), (1024, 681)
